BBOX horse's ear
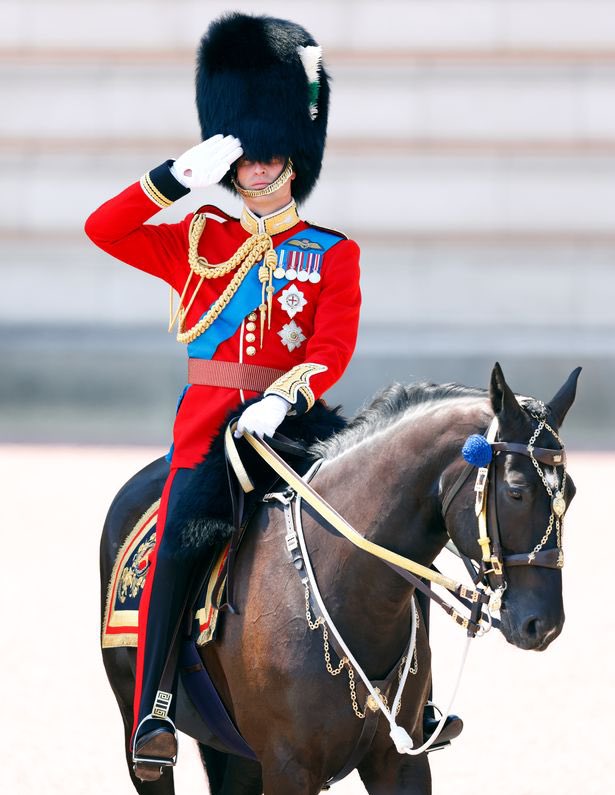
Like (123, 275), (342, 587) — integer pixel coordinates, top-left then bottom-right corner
(547, 367), (582, 428)
(489, 362), (524, 426)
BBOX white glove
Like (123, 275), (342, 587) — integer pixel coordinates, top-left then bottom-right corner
(235, 395), (290, 439)
(170, 134), (243, 189)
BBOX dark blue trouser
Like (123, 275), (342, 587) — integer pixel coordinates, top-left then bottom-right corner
(133, 467), (197, 743)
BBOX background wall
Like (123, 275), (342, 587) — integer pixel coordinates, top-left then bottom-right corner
(2, 0), (614, 446)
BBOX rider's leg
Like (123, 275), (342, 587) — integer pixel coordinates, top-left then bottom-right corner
(131, 467), (197, 764)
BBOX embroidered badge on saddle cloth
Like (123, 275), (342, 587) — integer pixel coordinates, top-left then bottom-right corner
(102, 502), (229, 648)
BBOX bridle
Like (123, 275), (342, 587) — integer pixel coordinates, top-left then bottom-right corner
(442, 405), (568, 601)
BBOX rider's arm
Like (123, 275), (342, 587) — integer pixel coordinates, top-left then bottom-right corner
(84, 137), (242, 284)
(84, 161), (192, 284)
(264, 238), (361, 415)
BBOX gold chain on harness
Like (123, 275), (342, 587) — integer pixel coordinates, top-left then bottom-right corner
(170, 213), (278, 345)
(526, 411), (567, 564)
(304, 583), (418, 720)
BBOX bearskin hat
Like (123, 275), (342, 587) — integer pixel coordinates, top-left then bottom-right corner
(195, 13), (330, 204)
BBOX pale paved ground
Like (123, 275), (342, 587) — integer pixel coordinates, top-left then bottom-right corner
(2, 445), (613, 795)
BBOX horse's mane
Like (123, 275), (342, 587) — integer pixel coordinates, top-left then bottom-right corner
(312, 381), (487, 460)
(313, 380), (550, 461)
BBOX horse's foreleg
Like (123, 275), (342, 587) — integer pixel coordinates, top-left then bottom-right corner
(358, 749), (431, 795)
(198, 745), (262, 795)
(198, 745), (229, 794)
(259, 752), (323, 795)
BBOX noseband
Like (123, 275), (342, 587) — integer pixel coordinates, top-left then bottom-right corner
(446, 406), (567, 596)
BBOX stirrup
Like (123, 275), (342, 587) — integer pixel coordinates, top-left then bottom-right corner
(132, 715), (178, 781)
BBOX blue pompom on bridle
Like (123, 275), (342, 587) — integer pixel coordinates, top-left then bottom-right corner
(462, 434), (493, 467)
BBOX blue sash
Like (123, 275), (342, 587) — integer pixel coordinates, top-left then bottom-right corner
(187, 227), (343, 360)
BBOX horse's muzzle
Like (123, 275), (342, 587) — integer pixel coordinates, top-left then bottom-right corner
(499, 606), (564, 651)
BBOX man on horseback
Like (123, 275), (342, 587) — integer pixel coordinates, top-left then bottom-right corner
(86, 12), (362, 781)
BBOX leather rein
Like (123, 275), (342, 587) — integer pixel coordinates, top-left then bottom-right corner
(224, 408), (568, 638)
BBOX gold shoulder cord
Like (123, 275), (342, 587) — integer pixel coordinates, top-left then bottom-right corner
(169, 213), (279, 345)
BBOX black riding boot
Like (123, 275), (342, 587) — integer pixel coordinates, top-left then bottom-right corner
(423, 705), (464, 751)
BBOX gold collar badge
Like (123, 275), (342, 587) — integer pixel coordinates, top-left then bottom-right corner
(240, 200), (300, 237)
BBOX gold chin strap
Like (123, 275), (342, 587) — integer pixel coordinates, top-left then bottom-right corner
(474, 417), (500, 570)
(232, 158), (294, 198)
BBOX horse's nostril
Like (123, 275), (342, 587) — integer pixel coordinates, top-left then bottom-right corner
(523, 616), (540, 639)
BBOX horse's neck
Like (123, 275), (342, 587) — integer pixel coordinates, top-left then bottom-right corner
(316, 398), (486, 550)
(306, 398), (488, 671)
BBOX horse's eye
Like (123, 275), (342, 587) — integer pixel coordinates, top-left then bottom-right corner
(507, 488), (523, 501)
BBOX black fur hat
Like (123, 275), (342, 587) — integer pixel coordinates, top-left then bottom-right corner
(195, 12), (330, 203)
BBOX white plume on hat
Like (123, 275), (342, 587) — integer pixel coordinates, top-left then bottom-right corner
(298, 45), (323, 119)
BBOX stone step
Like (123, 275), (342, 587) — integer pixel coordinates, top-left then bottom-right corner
(4, 1), (615, 50)
(3, 57), (615, 141)
(4, 150), (615, 233)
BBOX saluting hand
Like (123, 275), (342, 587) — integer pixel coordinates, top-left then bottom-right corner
(171, 134), (243, 189)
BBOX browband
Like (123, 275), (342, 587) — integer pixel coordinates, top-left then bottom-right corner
(491, 442), (566, 467)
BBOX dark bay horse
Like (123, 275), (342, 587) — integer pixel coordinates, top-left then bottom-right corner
(100, 363), (580, 794)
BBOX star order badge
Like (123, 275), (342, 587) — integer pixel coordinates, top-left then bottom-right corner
(278, 319), (306, 351)
(278, 284), (307, 318)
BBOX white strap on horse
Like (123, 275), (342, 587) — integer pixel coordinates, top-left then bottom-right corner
(289, 487), (472, 756)
(225, 425), (475, 756)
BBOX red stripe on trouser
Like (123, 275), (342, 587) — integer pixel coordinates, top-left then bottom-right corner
(131, 467), (178, 743)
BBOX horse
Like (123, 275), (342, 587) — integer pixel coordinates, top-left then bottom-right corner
(100, 362), (580, 795)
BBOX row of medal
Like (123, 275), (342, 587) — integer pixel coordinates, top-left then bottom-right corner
(273, 248), (322, 283)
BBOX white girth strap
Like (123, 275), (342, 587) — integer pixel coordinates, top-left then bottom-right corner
(291, 490), (420, 753)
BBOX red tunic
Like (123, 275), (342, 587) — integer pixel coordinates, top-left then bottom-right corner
(85, 164), (361, 469)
